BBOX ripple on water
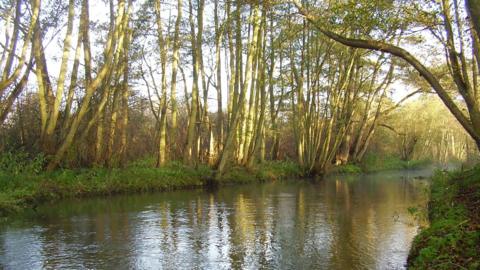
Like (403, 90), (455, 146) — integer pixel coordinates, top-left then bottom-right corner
(0, 172), (430, 269)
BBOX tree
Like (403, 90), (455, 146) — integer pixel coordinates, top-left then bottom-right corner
(216, 2), (262, 178)
(292, 0), (480, 151)
(46, 0), (133, 170)
(0, 0), (40, 124)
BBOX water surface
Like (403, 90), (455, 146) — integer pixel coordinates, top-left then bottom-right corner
(0, 170), (430, 269)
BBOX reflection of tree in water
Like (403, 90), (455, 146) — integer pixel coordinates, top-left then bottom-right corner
(0, 175), (429, 269)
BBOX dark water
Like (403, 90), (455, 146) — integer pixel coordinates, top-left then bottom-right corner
(0, 170), (431, 269)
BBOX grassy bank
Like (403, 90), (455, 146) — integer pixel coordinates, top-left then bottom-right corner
(0, 152), (434, 217)
(361, 155), (431, 172)
(331, 155), (431, 175)
(0, 160), (303, 217)
(407, 167), (480, 270)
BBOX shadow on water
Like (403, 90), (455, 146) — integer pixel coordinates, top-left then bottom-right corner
(0, 169), (432, 269)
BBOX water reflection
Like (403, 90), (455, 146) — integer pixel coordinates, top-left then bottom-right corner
(0, 170), (430, 269)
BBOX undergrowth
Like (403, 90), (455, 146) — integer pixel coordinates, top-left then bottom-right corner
(0, 153), (303, 216)
(361, 154), (431, 172)
(407, 167), (480, 270)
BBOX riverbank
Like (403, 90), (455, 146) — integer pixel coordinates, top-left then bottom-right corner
(407, 166), (480, 269)
(0, 154), (432, 217)
(332, 155), (431, 174)
(0, 160), (303, 216)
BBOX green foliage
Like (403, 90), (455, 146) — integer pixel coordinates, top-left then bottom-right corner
(331, 164), (363, 174)
(220, 166), (256, 184)
(125, 156), (157, 168)
(328, 0), (404, 35)
(0, 161), (303, 216)
(0, 162), (211, 216)
(219, 161), (303, 184)
(326, 156), (430, 175)
(408, 167), (480, 270)
(0, 151), (45, 175)
(407, 206), (428, 225)
(361, 154), (430, 172)
(255, 161), (304, 181)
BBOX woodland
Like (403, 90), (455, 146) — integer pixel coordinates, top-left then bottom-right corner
(1, 1), (480, 269)
(0, 0), (478, 177)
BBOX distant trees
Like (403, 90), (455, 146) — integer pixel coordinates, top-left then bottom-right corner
(292, 0), (480, 151)
(387, 97), (477, 164)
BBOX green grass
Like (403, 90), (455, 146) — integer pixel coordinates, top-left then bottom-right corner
(407, 167), (480, 270)
(361, 154), (431, 172)
(220, 160), (304, 184)
(0, 159), (303, 216)
(329, 155), (430, 175)
(330, 164), (363, 174)
(0, 162), (211, 216)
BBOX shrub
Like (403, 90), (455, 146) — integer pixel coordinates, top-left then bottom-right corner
(0, 151), (45, 175)
(331, 164), (363, 174)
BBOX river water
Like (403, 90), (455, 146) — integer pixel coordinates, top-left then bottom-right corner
(0, 169), (431, 269)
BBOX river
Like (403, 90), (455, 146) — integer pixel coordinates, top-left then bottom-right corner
(0, 169), (431, 269)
